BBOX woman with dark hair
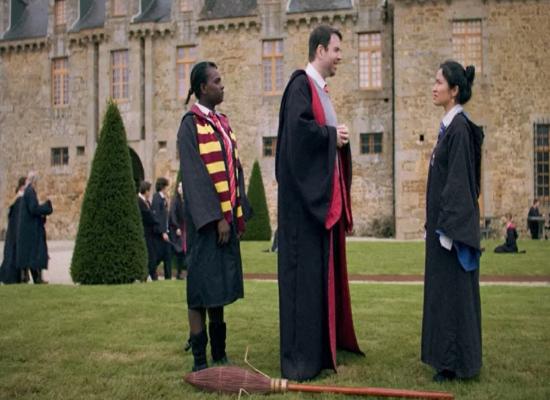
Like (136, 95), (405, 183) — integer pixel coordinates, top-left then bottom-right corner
(177, 61), (251, 371)
(422, 60), (484, 382)
(0, 177), (27, 284)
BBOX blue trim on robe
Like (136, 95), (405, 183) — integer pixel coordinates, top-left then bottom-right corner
(436, 230), (480, 271)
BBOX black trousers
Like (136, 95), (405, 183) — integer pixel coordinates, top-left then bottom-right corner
(157, 242), (172, 279)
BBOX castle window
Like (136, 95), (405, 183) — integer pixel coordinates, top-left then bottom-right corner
(177, 46), (197, 100)
(52, 57), (69, 107)
(263, 137), (277, 157)
(452, 20), (482, 73)
(262, 40), (284, 95)
(360, 133), (383, 154)
(51, 147), (69, 166)
(359, 33), (382, 89)
(111, 50), (129, 101)
(76, 146), (85, 156)
(534, 123), (550, 206)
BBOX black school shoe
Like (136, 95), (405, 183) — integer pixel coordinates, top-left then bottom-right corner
(433, 369), (456, 382)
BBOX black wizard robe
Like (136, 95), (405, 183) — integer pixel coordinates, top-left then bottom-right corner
(138, 195), (162, 279)
(177, 108), (251, 309)
(494, 223), (519, 253)
(276, 70), (362, 381)
(0, 196), (23, 284)
(422, 112), (484, 379)
(16, 186), (53, 271)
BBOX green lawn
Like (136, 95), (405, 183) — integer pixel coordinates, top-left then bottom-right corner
(0, 281), (549, 399)
(241, 239), (550, 276)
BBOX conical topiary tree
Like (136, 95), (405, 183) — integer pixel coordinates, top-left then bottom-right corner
(242, 160), (271, 241)
(71, 101), (147, 284)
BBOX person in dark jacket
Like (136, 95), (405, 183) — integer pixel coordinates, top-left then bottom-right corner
(169, 181), (186, 279)
(527, 199), (542, 239)
(0, 177), (27, 284)
(16, 172), (53, 284)
(422, 61), (484, 382)
(152, 177), (172, 280)
(137, 181), (167, 281)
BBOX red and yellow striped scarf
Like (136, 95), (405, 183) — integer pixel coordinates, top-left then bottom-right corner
(191, 104), (245, 234)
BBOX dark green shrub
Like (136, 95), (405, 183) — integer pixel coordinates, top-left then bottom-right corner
(242, 160), (271, 241)
(369, 215), (395, 238)
(71, 101), (147, 284)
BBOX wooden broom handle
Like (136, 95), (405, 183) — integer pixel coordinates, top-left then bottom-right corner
(287, 383), (454, 399)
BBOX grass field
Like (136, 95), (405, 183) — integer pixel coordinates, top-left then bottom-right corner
(1, 278), (549, 400)
(1, 240), (548, 399)
(241, 239), (550, 276)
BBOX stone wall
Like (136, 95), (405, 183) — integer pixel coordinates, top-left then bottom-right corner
(393, 0), (550, 238)
(2, 0), (547, 240)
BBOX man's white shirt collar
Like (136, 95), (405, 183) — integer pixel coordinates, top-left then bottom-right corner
(442, 104), (463, 128)
(138, 193), (148, 203)
(305, 63), (326, 90)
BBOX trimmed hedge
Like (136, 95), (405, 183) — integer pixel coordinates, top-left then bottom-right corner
(71, 101), (147, 284)
(242, 160), (271, 241)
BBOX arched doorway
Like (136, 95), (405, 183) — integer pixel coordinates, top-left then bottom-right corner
(128, 147), (144, 193)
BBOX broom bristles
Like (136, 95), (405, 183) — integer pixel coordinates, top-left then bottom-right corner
(185, 366), (285, 394)
(185, 366), (453, 399)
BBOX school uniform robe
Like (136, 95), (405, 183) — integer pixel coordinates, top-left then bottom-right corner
(152, 191), (172, 278)
(169, 193), (187, 255)
(16, 186), (52, 271)
(0, 196), (23, 284)
(494, 225), (519, 253)
(177, 110), (251, 309)
(276, 70), (362, 381)
(422, 112), (484, 378)
(138, 196), (162, 279)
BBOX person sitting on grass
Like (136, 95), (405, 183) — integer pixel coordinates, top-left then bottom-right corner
(494, 213), (525, 254)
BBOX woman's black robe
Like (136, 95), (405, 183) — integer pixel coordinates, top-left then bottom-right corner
(0, 196), (23, 284)
(422, 112), (484, 379)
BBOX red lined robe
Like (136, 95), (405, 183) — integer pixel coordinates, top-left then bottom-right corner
(276, 70), (363, 382)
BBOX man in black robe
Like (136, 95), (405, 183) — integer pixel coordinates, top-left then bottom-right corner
(16, 172), (53, 284)
(527, 199), (542, 239)
(152, 177), (172, 279)
(276, 25), (362, 381)
(137, 181), (166, 281)
(0, 177), (26, 284)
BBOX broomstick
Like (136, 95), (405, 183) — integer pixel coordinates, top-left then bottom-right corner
(185, 366), (454, 399)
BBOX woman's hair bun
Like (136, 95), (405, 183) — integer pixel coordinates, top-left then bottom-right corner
(465, 65), (475, 85)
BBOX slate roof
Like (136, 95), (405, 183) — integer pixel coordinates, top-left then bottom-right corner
(133, 0), (172, 24)
(70, 0), (105, 32)
(287, 0), (353, 14)
(199, 0), (257, 20)
(2, 0), (48, 41)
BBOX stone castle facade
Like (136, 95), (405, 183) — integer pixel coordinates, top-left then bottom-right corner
(0, 0), (549, 239)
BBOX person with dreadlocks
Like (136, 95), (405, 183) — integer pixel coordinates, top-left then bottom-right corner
(177, 61), (251, 371)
